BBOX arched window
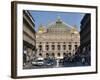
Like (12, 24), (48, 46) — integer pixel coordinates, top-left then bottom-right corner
(46, 53), (49, 57)
(68, 45), (71, 50)
(75, 45), (78, 50)
(38, 45), (42, 51)
(57, 45), (60, 50)
(63, 53), (66, 56)
(52, 53), (55, 57)
(63, 45), (66, 50)
(39, 53), (42, 57)
(45, 45), (49, 51)
(52, 45), (55, 50)
(69, 53), (71, 56)
(58, 53), (60, 57)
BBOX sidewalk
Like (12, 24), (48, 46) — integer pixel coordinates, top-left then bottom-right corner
(23, 62), (32, 69)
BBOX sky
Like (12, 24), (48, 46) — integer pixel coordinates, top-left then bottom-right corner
(29, 10), (85, 32)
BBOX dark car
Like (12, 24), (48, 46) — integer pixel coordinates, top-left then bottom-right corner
(44, 58), (56, 66)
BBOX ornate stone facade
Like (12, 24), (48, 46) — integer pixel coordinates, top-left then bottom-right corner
(36, 17), (80, 59)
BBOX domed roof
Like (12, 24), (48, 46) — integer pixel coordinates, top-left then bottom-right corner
(37, 17), (79, 35)
(47, 17), (72, 30)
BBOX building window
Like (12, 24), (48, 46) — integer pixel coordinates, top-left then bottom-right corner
(46, 45), (49, 51)
(57, 45), (60, 50)
(68, 45), (71, 50)
(75, 42), (77, 44)
(63, 45), (66, 50)
(46, 53), (49, 57)
(52, 53), (55, 57)
(52, 45), (55, 50)
(69, 42), (71, 44)
(39, 53), (42, 57)
(63, 53), (66, 57)
(58, 53), (60, 57)
(69, 53), (71, 56)
(39, 42), (41, 44)
(75, 45), (78, 50)
(39, 45), (42, 51)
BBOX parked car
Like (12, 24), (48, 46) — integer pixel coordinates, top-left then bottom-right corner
(32, 58), (44, 66)
(44, 58), (56, 66)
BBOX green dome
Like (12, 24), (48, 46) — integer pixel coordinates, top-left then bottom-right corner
(47, 18), (72, 33)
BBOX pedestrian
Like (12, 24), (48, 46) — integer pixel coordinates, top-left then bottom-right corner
(82, 57), (85, 64)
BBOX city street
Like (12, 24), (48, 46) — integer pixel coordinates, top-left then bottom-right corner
(23, 58), (90, 69)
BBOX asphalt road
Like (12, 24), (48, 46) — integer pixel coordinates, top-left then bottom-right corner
(23, 60), (90, 69)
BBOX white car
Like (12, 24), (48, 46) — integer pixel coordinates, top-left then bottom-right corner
(32, 58), (44, 66)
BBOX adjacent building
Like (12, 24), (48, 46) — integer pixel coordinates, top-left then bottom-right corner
(80, 14), (91, 64)
(23, 10), (36, 65)
(36, 17), (80, 59)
